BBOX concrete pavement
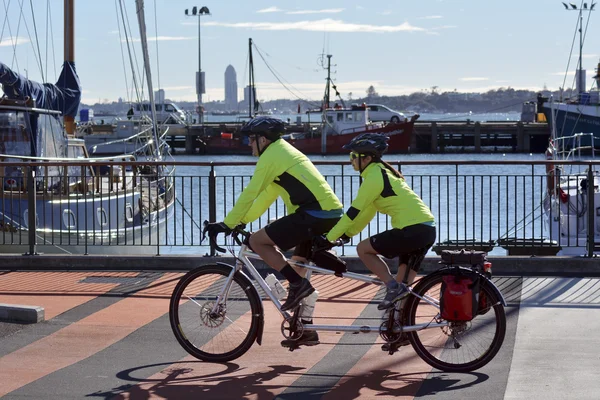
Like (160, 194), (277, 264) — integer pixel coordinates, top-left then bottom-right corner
(1, 270), (600, 399)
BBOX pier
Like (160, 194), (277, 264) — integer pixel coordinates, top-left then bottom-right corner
(161, 121), (550, 154)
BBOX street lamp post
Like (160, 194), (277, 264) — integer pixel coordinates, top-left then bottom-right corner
(562, 2), (595, 96)
(184, 6), (210, 124)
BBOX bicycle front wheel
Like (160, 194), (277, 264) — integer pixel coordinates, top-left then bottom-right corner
(404, 272), (506, 372)
(169, 264), (262, 362)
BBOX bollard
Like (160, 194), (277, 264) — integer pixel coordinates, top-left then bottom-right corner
(587, 166), (595, 257)
(208, 164), (217, 256)
(25, 167), (37, 256)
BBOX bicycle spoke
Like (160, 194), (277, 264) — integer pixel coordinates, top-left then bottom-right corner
(407, 272), (506, 372)
(169, 265), (259, 362)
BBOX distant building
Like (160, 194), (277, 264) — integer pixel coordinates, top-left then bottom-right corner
(224, 65), (238, 111)
(155, 89), (165, 104)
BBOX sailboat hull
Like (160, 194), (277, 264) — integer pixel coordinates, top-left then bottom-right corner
(0, 198), (175, 255)
(542, 102), (600, 143)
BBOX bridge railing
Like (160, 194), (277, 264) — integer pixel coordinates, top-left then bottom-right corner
(0, 159), (598, 257)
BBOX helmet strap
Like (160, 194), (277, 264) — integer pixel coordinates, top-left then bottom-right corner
(254, 133), (263, 156)
(358, 155), (370, 173)
(255, 134), (272, 156)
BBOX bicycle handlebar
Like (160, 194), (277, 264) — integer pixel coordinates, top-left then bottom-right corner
(202, 220), (250, 253)
(201, 220), (348, 255)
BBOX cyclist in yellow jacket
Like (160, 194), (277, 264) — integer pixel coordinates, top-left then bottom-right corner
(205, 116), (343, 347)
(323, 133), (436, 310)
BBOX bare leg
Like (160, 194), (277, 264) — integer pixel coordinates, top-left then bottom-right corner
(357, 239), (394, 283)
(290, 255), (308, 278)
(396, 263), (417, 285)
(249, 228), (288, 270)
(250, 229), (314, 313)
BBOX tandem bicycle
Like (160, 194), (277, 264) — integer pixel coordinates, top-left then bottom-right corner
(169, 224), (507, 373)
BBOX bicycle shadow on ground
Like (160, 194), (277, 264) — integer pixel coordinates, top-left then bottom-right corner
(86, 361), (306, 400)
(318, 370), (488, 399)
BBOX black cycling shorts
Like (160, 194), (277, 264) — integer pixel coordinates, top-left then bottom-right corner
(370, 223), (436, 261)
(265, 211), (340, 258)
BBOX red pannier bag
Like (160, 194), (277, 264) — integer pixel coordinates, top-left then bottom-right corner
(440, 274), (480, 321)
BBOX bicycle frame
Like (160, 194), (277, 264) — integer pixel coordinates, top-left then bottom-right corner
(213, 242), (450, 335)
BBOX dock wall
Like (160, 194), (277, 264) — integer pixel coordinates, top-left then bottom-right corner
(168, 121), (550, 154)
(1, 254), (598, 277)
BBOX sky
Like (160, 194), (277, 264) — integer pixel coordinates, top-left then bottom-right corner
(1, 0), (599, 105)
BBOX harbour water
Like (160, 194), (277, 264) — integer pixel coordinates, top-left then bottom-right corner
(163, 152), (549, 257)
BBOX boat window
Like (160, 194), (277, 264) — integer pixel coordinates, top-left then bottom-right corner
(125, 203), (134, 222)
(165, 104), (174, 112)
(346, 113), (353, 122)
(97, 207), (109, 227)
(23, 210), (39, 229)
(337, 113), (343, 121)
(0, 111), (31, 158)
(355, 113), (364, 122)
(62, 209), (77, 229)
(327, 115), (334, 124)
(369, 106), (379, 111)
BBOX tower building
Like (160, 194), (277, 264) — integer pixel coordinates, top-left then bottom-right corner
(224, 65), (238, 111)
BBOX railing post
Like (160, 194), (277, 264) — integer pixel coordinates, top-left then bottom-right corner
(25, 167), (37, 256)
(587, 164), (595, 257)
(209, 164), (217, 256)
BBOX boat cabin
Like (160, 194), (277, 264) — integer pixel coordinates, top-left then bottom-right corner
(322, 103), (379, 136)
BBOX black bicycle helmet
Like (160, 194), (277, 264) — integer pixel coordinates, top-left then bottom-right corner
(240, 116), (285, 141)
(342, 133), (389, 158)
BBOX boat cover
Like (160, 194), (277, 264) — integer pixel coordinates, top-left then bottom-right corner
(0, 61), (81, 118)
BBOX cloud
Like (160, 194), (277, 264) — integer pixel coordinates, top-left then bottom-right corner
(0, 36), (30, 46)
(204, 18), (426, 33)
(257, 7), (283, 13)
(287, 9), (344, 15)
(161, 86), (194, 91)
(420, 15), (443, 19)
(430, 25), (457, 30)
(125, 36), (195, 43)
(460, 77), (489, 82)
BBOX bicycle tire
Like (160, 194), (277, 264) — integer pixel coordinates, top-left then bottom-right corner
(403, 271), (506, 372)
(169, 264), (262, 362)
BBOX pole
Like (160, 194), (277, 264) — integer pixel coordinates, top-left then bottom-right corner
(64, 0), (75, 136)
(198, 15), (203, 124)
(579, 10), (583, 95)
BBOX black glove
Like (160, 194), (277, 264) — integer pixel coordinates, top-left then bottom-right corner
(205, 222), (232, 237)
(313, 235), (335, 253)
(340, 234), (351, 244)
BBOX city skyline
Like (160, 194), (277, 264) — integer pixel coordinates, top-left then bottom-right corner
(1, 1), (599, 105)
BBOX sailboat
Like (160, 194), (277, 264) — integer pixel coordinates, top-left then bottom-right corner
(0, 0), (175, 254)
(538, 4), (600, 256)
(538, 3), (600, 149)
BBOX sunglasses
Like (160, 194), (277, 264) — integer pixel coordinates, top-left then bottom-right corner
(350, 152), (364, 160)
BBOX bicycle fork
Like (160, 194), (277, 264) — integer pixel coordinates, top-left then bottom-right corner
(209, 262), (239, 316)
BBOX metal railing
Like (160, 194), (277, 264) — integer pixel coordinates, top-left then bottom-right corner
(1, 159), (598, 257)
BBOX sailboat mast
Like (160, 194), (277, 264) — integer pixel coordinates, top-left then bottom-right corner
(64, 0), (75, 136)
(135, 0), (161, 160)
(248, 38), (255, 118)
(324, 54), (331, 109)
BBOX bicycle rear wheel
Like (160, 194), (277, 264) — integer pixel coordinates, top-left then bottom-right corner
(169, 264), (262, 362)
(404, 272), (506, 372)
